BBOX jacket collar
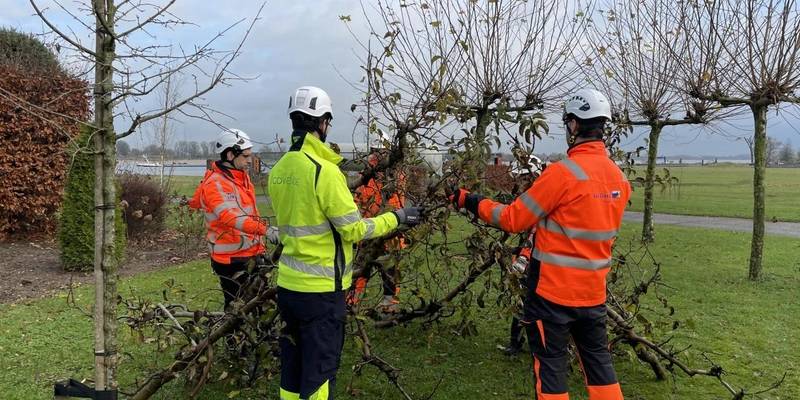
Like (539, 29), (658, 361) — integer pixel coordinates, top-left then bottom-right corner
(292, 130), (343, 165)
(211, 160), (248, 184)
(567, 140), (607, 157)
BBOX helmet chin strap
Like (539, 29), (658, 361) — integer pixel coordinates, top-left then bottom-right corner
(315, 118), (330, 143)
(316, 128), (327, 143)
(566, 123), (577, 147)
(220, 147), (244, 169)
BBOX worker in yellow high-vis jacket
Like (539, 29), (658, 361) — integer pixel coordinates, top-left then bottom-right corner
(269, 86), (423, 400)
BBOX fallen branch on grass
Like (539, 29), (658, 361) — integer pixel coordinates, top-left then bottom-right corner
(606, 307), (784, 400)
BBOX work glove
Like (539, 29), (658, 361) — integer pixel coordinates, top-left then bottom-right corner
(448, 187), (470, 209)
(266, 225), (280, 245)
(510, 254), (529, 275)
(393, 207), (424, 227)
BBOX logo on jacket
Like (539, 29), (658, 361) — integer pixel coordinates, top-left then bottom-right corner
(270, 175), (299, 186)
(224, 192), (236, 202)
(594, 190), (622, 200)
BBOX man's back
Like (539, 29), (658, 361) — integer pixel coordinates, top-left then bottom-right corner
(531, 141), (631, 306)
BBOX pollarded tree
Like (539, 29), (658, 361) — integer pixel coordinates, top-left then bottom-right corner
(673, 0), (800, 280)
(349, 0), (589, 193)
(585, 0), (723, 243)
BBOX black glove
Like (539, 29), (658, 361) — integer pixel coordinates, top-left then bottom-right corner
(393, 207), (424, 226)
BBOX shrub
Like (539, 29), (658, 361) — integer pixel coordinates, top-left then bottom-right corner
(485, 164), (514, 193)
(169, 201), (207, 258)
(119, 174), (170, 239)
(59, 124), (126, 271)
(0, 27), (60, 72)
(0, 64), (90, 239)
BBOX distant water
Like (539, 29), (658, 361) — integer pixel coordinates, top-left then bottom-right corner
(117, 160), (208, 176)
(635, 158), (751, 165)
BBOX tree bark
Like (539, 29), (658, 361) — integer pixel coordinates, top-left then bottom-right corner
(642, 124), (662, 243)
(748, 105), (767, 280)
(92, 0), (118, 390)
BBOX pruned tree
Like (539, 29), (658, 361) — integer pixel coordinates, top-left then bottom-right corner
(767, 136), (783, 165)
(778, 140), (794, 164)
(24, 0), (264, 395)
(144, 72), (183, 186)
(671, 0), (800, 279)
(108, 2), (786, 399)
(585, 0), (723, 243)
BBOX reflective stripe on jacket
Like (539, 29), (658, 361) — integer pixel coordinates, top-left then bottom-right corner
(473, 141), (631, 307)
(269, 131), (400, 293)
(188, 161), (266, 264)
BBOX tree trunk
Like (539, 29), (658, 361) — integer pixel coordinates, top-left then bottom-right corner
(92, 0), (118, 391)
(748, 105), (767, 281)
(474, 107), (493, 179)
(641, 124), (662, 243)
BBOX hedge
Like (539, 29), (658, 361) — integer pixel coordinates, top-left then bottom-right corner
(59, 124), (126, 271)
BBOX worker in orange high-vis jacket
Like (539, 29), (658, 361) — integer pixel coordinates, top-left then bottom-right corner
(349, 151), (407, 313)
(451, 88), (630, 400)
(188, 128), (278, 310)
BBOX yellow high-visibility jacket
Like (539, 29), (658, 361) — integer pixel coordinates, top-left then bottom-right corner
(269, 131), (399, 292)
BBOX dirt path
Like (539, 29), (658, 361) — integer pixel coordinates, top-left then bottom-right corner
(0, 235), (206, 305)
(624, 211), (800, 238)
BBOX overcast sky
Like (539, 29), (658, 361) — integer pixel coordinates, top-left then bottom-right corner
(2, 0), (799, 157)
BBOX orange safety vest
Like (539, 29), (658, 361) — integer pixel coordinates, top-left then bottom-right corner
(188, 161), (267, 264)
(475, 141), (631, 307)
(354, 171), (406, 249)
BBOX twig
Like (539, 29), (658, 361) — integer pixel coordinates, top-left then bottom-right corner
(157, 303), (197, 347)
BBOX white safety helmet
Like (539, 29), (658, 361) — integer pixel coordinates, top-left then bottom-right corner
(215, 128), (253, 155)
(510, 155), (543, 176)
(370, 129), (392, 150)
(564, 88), (612, 121)
(288, 86), (333, 119)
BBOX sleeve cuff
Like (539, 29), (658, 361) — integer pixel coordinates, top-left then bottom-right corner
(464, 193), (485, 215)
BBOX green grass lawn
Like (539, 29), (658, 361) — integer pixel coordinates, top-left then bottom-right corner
(1, 223), (798, 399)
(627, 165), (800, 222)
(164, 175), (270, 199)
(164, 165), (800, 222)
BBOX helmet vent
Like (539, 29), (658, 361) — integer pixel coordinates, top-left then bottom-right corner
(309, 97), (317, 110)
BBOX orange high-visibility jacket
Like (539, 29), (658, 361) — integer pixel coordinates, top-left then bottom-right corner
(354, 176), (405, 218)
(188, 162), (267, 264)
(354, 171), (406, 249)
(473, 141), (630, 307)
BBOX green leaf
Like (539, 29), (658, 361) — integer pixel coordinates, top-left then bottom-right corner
(339, 15), (351, 22)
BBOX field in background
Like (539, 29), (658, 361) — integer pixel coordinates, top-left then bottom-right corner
(626, 164), (800, 221)
(163, 164), (800, 222)
(0, 222), (797, 399)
